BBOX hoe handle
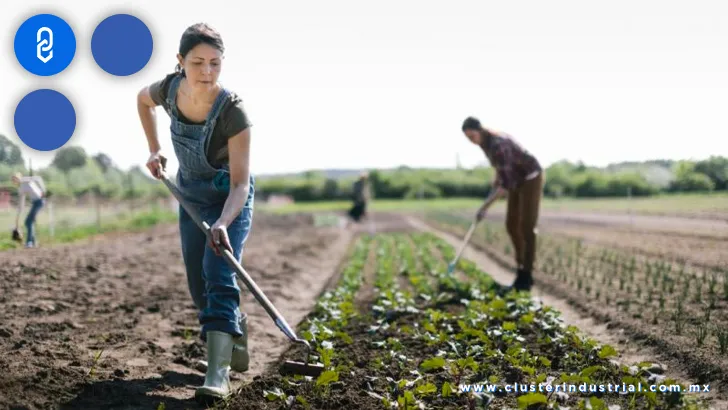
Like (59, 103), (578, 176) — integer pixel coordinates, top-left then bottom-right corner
(449, 220), (477, 271)
(159, 172), (302, 344)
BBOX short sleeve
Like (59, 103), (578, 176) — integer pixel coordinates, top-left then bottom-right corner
(220, 93), (253, 139)
(148, 73), (177, 109)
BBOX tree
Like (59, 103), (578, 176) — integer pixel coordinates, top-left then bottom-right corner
(693, 156), (728, 190)
(51, 146), (87, 173)
(0, 135), (25, 166)
(669, 161), (715, 192)
(93, 153), (114, 173)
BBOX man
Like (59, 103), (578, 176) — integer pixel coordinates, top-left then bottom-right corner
(461, 116), (543, 291)
(11, 172), (47, 248)
(346, 172), (370, 227)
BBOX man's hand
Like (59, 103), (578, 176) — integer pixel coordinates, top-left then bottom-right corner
(475, 204), (488, 221)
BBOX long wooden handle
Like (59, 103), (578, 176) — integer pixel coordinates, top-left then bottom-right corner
(450, 220), (477, 268)
(159, 172), (302, 343)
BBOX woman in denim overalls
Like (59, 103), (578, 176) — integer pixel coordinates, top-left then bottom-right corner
(137, 23), (254, 403)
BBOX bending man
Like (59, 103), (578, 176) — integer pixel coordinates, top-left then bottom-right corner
(461, 117), (543, 291)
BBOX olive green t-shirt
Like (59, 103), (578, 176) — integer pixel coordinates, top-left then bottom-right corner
(149, 73), (252, 168)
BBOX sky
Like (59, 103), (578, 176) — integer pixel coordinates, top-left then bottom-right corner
(1, 0), (727, 176)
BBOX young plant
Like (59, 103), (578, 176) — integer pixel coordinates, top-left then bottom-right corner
(716, 327), (728, 355)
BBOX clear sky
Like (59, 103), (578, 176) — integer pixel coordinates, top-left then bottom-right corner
(2, 0), (726, 176)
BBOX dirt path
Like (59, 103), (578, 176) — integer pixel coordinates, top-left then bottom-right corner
(406, 216), (727, 410)
(0, 214), (353, 410)
(452, 208), (728, 269)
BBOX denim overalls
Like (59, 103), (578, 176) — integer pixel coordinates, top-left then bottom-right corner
(165, 74), (255, 340)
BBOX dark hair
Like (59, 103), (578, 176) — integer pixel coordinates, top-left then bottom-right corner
(175, 23), (225, 75)
(461, 116), (482, 132)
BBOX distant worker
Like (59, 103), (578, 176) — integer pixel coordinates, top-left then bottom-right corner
(346, 172), (370, 226)
(136, 23), (255, 403)
(461, 117), (543, 291)
(11, 172), (47, 248)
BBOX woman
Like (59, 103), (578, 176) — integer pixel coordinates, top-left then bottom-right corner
(461, 116), (543, 292)
(136, 22), (254, 403)
(11, 172), (47, 248)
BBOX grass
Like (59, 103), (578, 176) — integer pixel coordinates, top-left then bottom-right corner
(0, 207), (178, 251)
(258, 191), (728, 216)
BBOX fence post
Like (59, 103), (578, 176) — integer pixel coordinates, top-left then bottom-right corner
(49, 199), (54, 238)
(94, 191), (101, 229)
(627, 186), (633, 228)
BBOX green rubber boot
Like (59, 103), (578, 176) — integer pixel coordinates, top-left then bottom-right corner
(196, 313), (249, 373)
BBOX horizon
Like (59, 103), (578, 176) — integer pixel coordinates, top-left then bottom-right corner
(2, 0), (726, 177)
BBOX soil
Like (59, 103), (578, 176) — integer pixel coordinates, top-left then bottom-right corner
(0, 213), (352, 410)
(417, 216), (728, 410)
(229, 221), (711, 410)
(2, 207), (725, 409)
(478, 209), (728, 269)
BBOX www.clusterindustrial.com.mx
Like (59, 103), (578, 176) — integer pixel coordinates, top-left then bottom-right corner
(459, 383), (711, 394)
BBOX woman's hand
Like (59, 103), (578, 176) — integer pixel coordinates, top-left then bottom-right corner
(146, 151), (167, 179)
(209, 219), (233, 256)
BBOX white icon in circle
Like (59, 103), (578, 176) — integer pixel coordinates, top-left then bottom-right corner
(36, 27), (53, 63)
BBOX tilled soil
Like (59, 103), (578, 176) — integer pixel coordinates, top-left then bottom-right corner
(0, 213), (353, 410)
(477, 209), (728, 269)
(420, 217), (728, 409)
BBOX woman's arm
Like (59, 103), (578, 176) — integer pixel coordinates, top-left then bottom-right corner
(137, 86), (168, 177)
(209, 128), (251, 255)
(137, 86), (162, 154)
(218, 128), (251, 226)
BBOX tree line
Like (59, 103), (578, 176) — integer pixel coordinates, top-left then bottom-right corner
(0, 136), (168, 202)
(1, 135), (725, 203)
(256, 156), (727, 201)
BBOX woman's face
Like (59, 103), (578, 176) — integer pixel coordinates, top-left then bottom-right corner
(178, 43), (223, 92)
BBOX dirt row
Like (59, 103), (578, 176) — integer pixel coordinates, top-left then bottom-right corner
(416, 216), (728, 409)
(0, 213), (352, 410)
(468, 208), (728, 269)
(2, 208), (724, 409)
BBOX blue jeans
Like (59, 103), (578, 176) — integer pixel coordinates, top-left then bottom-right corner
(177, 173), (255, 340)
(25, 198), (44, 245)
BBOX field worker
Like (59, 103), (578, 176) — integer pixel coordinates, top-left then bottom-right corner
(346, 171), (370, 226)
(461, 116), (544, 292)
(11, 172), (47, 249)
(136, 22), (255, 403)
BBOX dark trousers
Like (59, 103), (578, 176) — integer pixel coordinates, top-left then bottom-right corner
(505, 173), (543, 272)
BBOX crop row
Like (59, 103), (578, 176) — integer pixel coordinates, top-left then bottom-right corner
(229, 232), (708, 409)
(425, 210), (728, 358)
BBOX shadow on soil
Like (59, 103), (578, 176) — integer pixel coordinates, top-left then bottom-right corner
(59, 371), (205, 410)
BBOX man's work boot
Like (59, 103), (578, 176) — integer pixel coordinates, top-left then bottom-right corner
(498, 268), (533, 295)
(196, 313), (249, 373)
(510, 268), (534, 291)
(195, 330), (234, 404)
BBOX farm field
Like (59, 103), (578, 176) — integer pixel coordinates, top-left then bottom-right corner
(0, 213), (353, 410)
(230, 216), (712, 410)
(258, 192), (728, 220)
(0, 198), (725, 409)
(421, 207), (728, 407)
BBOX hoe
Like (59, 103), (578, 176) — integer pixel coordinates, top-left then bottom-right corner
(159, 172), (325, 378)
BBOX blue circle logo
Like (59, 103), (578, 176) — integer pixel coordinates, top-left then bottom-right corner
(14, 14), (76, 76)
(92, 14), (153, 76)
(14, 89), (76, 151)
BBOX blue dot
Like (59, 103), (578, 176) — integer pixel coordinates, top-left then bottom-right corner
(91, 14), (153, 76)
(14, 89), (76, 151)
(14, 14), (76, 76)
